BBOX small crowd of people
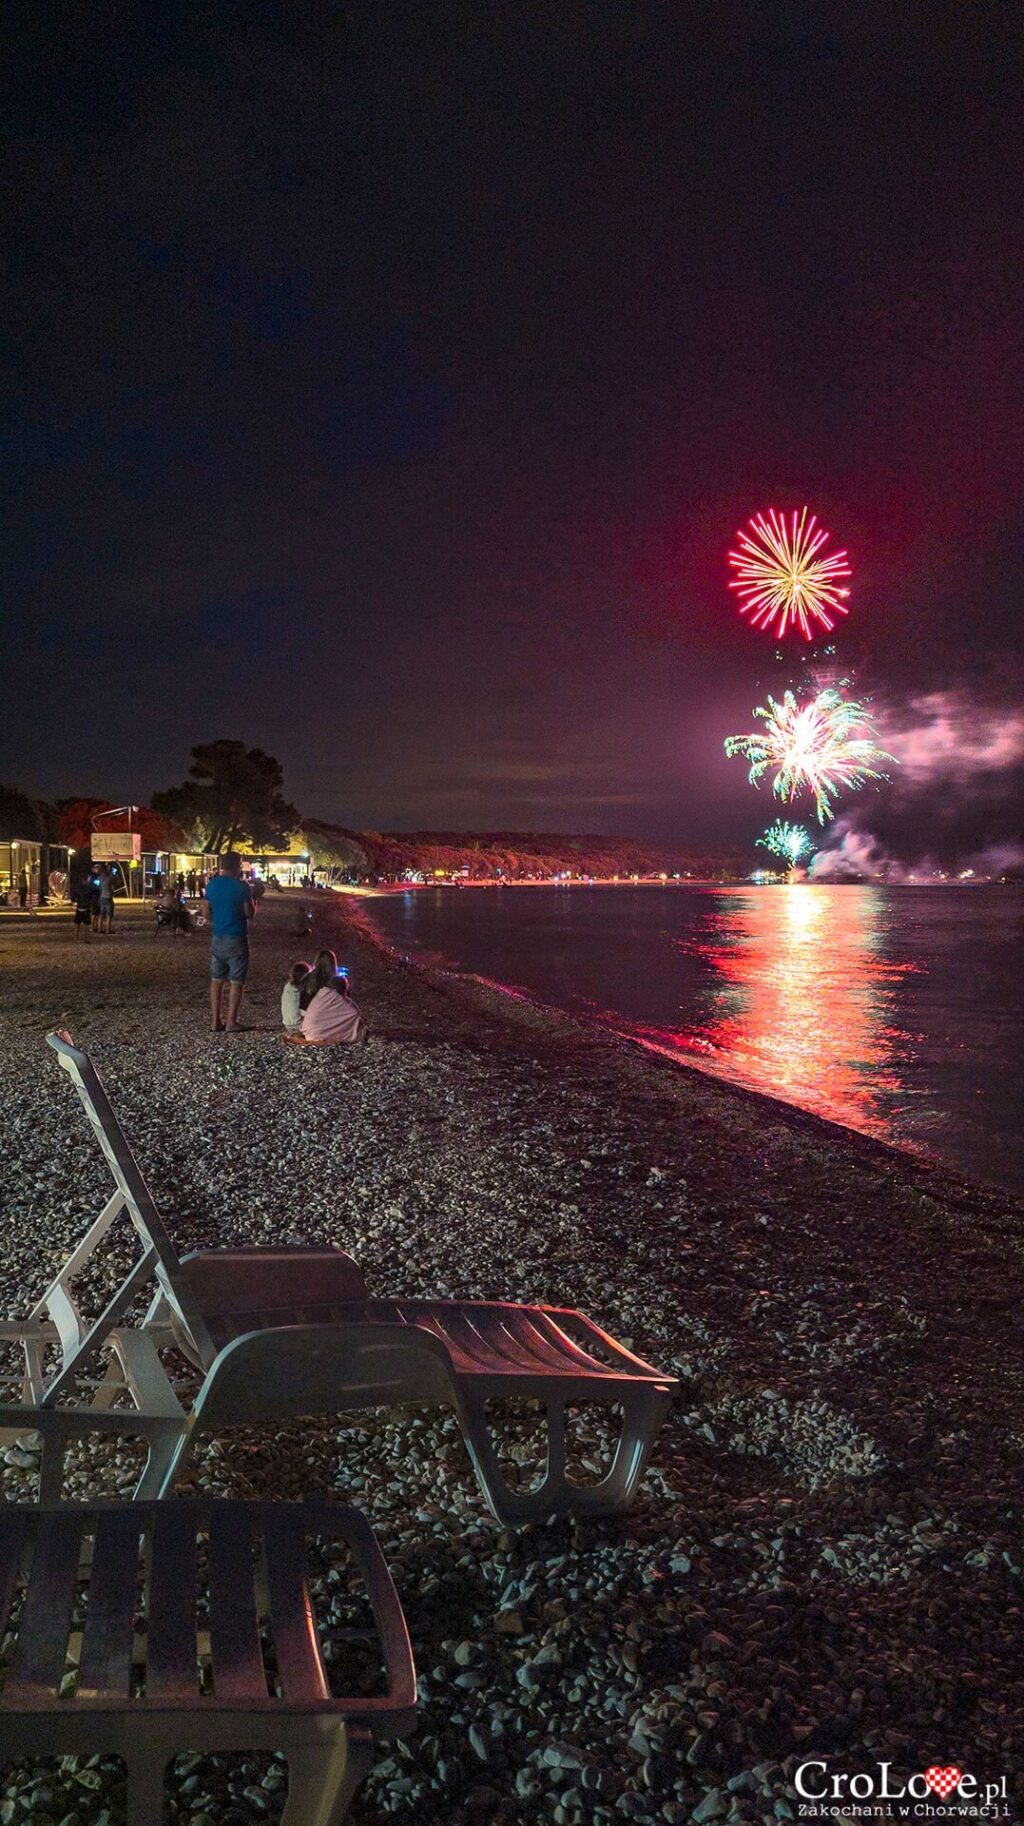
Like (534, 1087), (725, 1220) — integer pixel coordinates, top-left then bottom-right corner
(281, 951), (366, 1045)
(72, 865), (117, 939)
(0, 866), (38, 911)
(75, 867), (201, 939)
(65, 849), (369, 1048)
(154, 868), (206, 898)
(204, 852), (366, 1045)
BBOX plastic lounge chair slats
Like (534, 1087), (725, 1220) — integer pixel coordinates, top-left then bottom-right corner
(516, 1311), (614, 1373)
(208, 1506), (266, 1702)
(0, 1507), (30, 1645)
(146, 1505), (199, 1697)
(76, 1507), (143, 1699)
(261, 1505), (330, 1705)
(358, 1302), (654, 1383)
(0, 1501), (416, 1826)
(4, 1509), (84, 1702)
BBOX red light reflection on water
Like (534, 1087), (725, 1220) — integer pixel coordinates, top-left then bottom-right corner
(626, 885), (917, 1141)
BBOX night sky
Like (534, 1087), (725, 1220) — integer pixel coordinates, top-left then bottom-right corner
(2, 3), (1022, 855)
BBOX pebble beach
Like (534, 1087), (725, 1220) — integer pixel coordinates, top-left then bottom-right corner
(1, 892), (1023, 1825)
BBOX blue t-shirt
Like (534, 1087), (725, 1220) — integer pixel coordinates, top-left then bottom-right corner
(205, 874), (254, 939)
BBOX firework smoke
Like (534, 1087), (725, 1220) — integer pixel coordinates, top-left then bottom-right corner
(879, 691), (1024, 789)
(805, 686), (1024, 876)
(809, 826), (1024, 882)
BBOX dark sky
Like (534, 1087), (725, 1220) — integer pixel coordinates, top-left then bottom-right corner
(2, 1), (1022, 849)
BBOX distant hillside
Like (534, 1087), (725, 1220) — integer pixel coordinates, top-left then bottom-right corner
(307, 823), (744, 880)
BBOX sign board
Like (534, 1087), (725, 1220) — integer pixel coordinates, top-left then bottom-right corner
(92, 832), (141, 863)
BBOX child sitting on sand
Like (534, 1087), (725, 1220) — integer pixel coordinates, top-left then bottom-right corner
(284, 950), (366, 1046)
(281, 961), (309, 1033)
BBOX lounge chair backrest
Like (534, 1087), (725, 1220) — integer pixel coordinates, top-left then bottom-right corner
(174, 1249), (369, 1323)
(40, 1031), (216, 1393)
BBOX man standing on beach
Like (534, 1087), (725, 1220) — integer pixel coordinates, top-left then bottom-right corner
(203, 851), (256, 1032)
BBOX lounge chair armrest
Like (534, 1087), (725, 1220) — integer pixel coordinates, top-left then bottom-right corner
(301, 1497), (417, 1732)
(105, 1329), (189, 1420)
(0, 1401), (185, 1439)
(192, 1320), (457, 1431)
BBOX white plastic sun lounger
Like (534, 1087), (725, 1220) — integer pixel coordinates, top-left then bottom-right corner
(0, 1497), (416, 1825)
(5, 1032), (676, 1523)
(0, 1345), (186, 1504)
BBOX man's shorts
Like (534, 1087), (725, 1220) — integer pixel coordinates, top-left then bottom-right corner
(210, 935), (250, 983)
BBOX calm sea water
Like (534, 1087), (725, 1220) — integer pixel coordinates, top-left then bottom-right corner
(366, 884), (1024, 1196)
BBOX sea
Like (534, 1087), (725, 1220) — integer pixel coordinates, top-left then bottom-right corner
(365, 883), (1024, 1197)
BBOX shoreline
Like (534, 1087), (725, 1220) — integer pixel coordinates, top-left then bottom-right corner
(345, 877), (1018, 894)
(1, 894), (1023, 1822)
(347, 888), (1017, 1207)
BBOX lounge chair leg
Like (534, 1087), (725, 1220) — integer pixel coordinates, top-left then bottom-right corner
(597, 1385), (673, 1509)
(126, 1744), (167, 1825)
(37, 1428), (66, 1504)
(545, 1397), (567, 1486)
(455, 1390), (531, 1524)
(332, 1728), (374, 1820)
(134, 1425), (185, 1499)
(283, 1725), (372, 1826)
(459, 1386), (672, 1524)
(457, 1392), (575, 1525)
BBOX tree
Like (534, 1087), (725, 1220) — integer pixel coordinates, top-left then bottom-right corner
(152, 741), (300, 854)
(302, 824), (369, 882)
(0, 784), (48, 841)
(55, 799), (184, 851)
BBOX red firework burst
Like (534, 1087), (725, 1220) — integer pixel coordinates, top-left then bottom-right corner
(728, 507), (851, 639)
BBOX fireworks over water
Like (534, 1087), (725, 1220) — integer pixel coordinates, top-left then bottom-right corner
(756, 820), (814, 868)
(729, 508), (851, 640)
(726, 684), (893, 823)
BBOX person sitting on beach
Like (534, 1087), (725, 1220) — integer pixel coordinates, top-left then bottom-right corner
(160, 882), (191, 935)
(281, 960), (309, 1032)
(292, 903), (314, 939)
(297, 948), (337, 1009)
(285, 950), (366, 1045)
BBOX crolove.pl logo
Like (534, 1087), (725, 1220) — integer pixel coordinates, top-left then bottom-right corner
(794, 1761), (1010, 1818)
